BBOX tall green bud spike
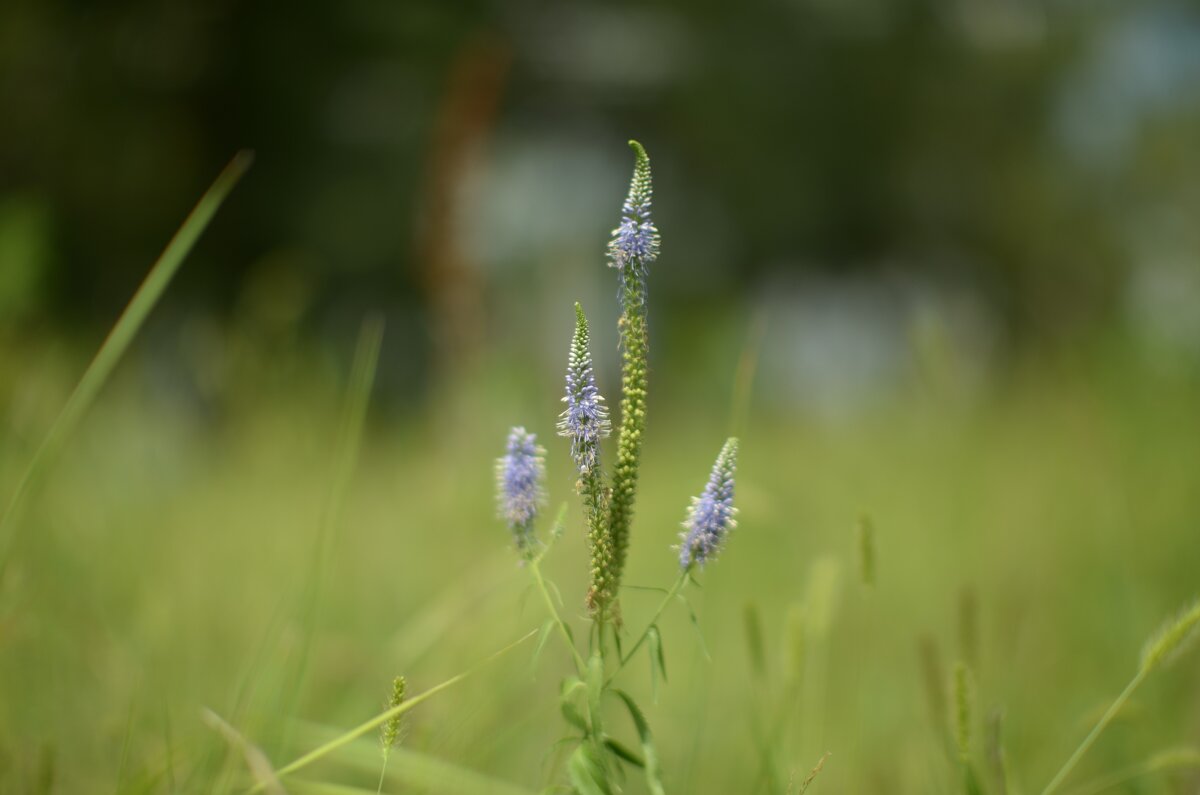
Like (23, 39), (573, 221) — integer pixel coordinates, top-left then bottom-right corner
(605, 140), (659, 618)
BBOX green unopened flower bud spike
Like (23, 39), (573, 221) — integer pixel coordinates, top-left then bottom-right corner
(605, 140), (659, 615)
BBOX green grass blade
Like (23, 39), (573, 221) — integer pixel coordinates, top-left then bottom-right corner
(1040, 670), (1146, 795)
(281, 741), (539, 795)
(285, 721), (543, 795)
(290, 747), (539, 795)
(203, 709), (286, 795)
(273, 314), (385, 751)
(729, 307), (767, 438)
(0, 151), (253, 574)
(1063, 747), (1200, 795)
(249, 629), (538, 792)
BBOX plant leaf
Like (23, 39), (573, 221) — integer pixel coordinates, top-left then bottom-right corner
(547, 578), (566, 609)
(613, 690), (665, 795)
(648, 625), (667, 703)
(531, 620), (556, 672)
(559, 677), (589, 732)
(561, 702), (589, 734)
(680, 595), (711, 661)
(605, 738), (645, 769)
(568, 745), (612, 795)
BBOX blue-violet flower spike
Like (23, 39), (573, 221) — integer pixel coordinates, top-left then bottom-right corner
(679, 438), (739, 569)
(496, 427), (545, 554)
(607, 141), (660, 273)
(557, 303), (611, 474)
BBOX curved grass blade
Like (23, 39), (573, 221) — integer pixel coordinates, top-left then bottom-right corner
(0, 151), (253, 577)
(288, 721), (542, 795)
(1063, 747), (1200, 795)
(247, 629), (538, 792)
(203, 708), (285, 795)
(284, 745), (538, 795)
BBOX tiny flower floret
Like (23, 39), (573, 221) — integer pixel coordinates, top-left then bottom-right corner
(607, 142), (660, 271)
(679, 438), (739, 569)
(496, 427), (545, 549)
(557, 305), (610, 473)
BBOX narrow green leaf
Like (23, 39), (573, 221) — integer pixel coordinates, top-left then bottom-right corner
(561, 702), (589, 733)
(251, 629), (538, 792)
(568, 745), (612, 795)
(613, 690), (665, 795)
(275, 314), (384, 756)
(531, 620), (556, 672)
(605, 739), (645, 769)
(546, 578), (566, 608)
(282, 740), (538, 795)
(0, 151), (252, 576)
(558, 676), (589, 732)
(680, 595), (711, 661)
(201, 708), (284, 795)
(743, 602), (766, 680)
(647, 625), (667, 703)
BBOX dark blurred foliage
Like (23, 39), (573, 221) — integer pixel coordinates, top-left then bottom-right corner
(2, 0), (1199, 355)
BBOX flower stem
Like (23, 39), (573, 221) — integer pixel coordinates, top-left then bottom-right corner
(529, 558), (586, 675)
(608, 570), (689, 683)
(1041, 668), (1147, 795)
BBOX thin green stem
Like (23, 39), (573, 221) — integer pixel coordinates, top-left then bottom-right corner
(376, 756), (388, 795)
(529, 559), (586, 674)
(1041, 669), (1146, 795)
(608, 571), (689, 683)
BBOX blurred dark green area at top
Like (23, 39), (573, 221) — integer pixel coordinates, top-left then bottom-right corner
(2, 0), (1200, 403)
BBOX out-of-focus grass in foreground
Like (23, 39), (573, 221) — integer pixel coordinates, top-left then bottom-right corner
(0, 335), (1198, 794)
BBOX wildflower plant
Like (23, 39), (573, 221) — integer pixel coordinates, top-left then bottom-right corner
(494, 140), (743, 793)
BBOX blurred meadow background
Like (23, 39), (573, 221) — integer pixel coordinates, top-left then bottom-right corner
(3, 0), (1200, 792)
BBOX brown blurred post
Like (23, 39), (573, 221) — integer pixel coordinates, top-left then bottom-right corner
(416, 33), (511, 385)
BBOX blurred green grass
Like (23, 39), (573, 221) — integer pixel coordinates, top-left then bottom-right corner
(1, 335), (1199, 794)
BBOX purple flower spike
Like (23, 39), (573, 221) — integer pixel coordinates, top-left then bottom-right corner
(679, 438), (739, 569)
(496, 427), (545, 553)
(607, 141), (660, 275)
(557, 303), (610, 474)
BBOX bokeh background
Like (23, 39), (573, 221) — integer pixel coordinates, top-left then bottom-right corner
(3, 0), (1200, 792)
